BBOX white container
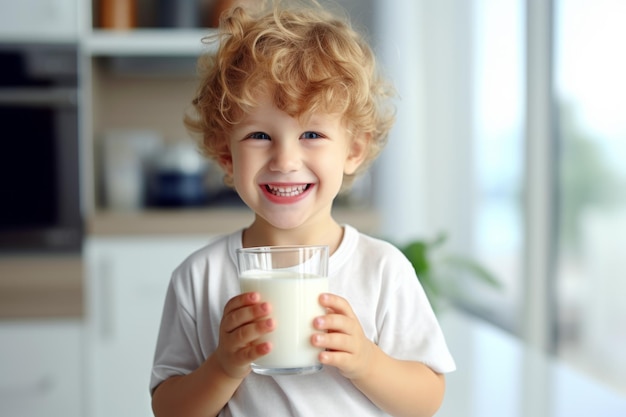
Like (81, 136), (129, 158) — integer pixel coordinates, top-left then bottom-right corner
(101, 129), (162, 211)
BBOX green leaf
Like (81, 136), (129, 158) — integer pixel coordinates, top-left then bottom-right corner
(392, 233), (501, 315)
(400, 241), (430, 275)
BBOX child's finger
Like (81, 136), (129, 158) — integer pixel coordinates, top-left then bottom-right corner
(318, 293), (356, 318)
(222, 299), (272, 334)
(223, 291), (261, 315)
(226, 317), (275, 350)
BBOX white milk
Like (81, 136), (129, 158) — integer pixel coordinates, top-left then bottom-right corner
(240, 270), (328, 370)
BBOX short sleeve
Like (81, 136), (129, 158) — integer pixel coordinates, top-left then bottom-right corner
(377, 255), (456, 373)
(150, 273), (204, 394)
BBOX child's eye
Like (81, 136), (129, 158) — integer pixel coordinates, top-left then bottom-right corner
(301, 131), (323, 139)
(247, 132), (271, 140)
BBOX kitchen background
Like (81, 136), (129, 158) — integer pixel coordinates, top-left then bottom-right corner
(1, 0), (625, 416)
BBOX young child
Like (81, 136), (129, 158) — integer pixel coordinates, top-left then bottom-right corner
(150, 2), (455, 416)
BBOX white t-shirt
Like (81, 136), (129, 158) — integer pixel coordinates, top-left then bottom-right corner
(151, 225), (456, 417)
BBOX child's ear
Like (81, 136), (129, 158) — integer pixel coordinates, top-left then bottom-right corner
(344, 132), (370, 175)
(218, 154), (234, 177)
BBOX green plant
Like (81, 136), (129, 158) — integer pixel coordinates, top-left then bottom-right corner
(397, 232), (501, 313)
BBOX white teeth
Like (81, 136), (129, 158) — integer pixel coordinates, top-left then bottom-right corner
(266, 184), (308, 197)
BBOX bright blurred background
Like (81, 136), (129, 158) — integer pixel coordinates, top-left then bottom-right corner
(376, 0), (626, 396)
(1, 0), (625, 416)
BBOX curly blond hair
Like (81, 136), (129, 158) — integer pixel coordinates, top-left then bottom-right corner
(185, 1), (395, 189)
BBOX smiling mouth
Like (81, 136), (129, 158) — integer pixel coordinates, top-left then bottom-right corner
(265, 184), (311, 197)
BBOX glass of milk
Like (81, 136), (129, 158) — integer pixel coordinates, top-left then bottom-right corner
(236, 245), (329, 375)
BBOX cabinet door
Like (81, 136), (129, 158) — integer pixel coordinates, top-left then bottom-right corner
(85, 236), (213, 417)
(0, 320), (82, 417)
(0, 0), (78, 41)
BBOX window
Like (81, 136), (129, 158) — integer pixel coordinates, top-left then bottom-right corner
(469, 0), (525, 332)
(554, 0), (626, 394)
(469, 0), (626, 394)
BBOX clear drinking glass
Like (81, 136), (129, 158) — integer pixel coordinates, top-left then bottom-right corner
(236, 245), (329, 375)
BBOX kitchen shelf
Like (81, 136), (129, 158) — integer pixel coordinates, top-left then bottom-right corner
(85, 29), (218, 56)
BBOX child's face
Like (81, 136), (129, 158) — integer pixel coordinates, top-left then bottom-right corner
(221, 92), (367, 231)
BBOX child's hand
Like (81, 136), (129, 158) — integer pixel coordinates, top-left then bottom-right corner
(311, 293), (375, 381)
(214, 292), (275, 379)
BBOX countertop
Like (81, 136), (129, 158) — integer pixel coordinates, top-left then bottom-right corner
(436, 310), (626, 417)
(0, 255), (83, 319)
(87, 207), (379, 236)
(1, 207), (378, 319)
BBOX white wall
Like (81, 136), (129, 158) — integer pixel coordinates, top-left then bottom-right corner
(372, 0), (475, 249)
(371, 0), (428, 243)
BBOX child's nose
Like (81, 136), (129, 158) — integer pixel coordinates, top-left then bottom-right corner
(269, 141), (302, 173)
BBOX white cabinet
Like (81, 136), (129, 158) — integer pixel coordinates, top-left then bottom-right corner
(0, 320), (83, 417)
(84, 235), (214, 417)
(0, 0), (80, 42)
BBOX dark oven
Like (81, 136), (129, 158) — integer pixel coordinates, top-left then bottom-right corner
(0, 43), (82, 252)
